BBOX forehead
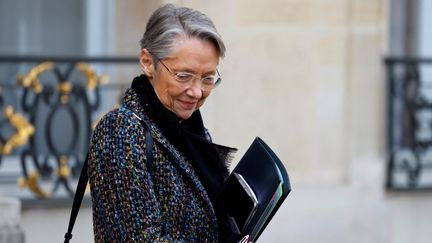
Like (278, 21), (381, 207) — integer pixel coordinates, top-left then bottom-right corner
(166, 36), (219, 70)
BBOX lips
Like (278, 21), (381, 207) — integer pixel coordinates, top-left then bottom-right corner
(179, 100), (197, 110)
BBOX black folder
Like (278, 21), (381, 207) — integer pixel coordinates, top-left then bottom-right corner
(223, 137), (291, 242)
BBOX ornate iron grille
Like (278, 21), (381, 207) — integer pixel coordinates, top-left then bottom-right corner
(0, 55), (137, 202)
(386, 57), (432, 190)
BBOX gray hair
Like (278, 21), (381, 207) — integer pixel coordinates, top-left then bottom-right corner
(140, 4), (225, 62)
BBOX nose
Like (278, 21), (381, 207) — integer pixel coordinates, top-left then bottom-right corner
(185, 81), (203, 99)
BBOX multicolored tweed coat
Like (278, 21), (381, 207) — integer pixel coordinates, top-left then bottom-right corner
(88, 88), (218, 242)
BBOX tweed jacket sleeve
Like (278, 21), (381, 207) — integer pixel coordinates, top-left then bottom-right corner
(88, 108), (176, 242)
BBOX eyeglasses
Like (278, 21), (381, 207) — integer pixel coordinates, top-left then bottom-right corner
(158, 60), (221, 91)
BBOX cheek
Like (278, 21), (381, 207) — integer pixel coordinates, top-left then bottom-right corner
(156, 82), (184, 107)
(196, 92), (211, 108)
(153, 79), (169, 104)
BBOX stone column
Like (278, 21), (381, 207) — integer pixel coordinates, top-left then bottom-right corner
(0, 198), (24, 243)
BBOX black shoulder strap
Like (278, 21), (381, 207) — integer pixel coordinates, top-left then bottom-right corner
(64, 154), (89, 243)
(64, 126), (153, 243)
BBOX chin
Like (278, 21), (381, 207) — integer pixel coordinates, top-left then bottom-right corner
(176, 111), (194, 120)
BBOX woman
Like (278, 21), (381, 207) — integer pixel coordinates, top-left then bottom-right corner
(88, 4), (237, 242)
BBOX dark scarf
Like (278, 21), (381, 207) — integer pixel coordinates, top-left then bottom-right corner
(131, 75), (236, 239)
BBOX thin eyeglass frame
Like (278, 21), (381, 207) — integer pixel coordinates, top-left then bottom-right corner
(158, 59), (221, 91)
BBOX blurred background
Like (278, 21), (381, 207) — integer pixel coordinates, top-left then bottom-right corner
(1, 0), (432, 242)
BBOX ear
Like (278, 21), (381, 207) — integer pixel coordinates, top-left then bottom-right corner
(140, 48), (155, 78)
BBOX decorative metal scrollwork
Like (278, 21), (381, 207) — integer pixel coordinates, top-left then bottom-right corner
(386, 57), (432, 190)
(0, 106), (35, 155)
(11, 61), (107, 198)
(0, 56), (136, 200)
(16, 62), (51, 94)
(75, 62), (109, 90)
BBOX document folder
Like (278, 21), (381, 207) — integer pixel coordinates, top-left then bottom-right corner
(223, 137), (291, 242)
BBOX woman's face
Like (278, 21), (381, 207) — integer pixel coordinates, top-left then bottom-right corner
(140, 36), (219, 120)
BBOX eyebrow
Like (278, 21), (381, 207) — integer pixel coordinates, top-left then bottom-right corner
(172, 66), (217, 76)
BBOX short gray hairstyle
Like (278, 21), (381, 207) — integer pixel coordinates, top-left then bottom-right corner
(140, 4), (225, 62)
